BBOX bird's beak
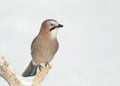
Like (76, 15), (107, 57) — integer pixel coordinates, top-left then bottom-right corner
(57, 24), (63, 28)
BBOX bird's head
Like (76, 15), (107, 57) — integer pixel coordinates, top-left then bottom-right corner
(41, 19), (63, 31)
(39, 19), (63, 38)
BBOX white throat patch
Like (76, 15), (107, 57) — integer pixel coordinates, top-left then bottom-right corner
(50, 29), (58, 38)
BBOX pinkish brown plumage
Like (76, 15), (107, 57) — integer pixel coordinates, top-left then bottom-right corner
(22, 19), (63, 77)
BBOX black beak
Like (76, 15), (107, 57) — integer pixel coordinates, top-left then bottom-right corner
(57, 24), (63, 28)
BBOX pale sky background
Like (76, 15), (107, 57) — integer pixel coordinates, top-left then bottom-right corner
(0, 0), (120, 86)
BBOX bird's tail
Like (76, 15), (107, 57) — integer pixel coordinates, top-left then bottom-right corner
(22, 61), (38, 77)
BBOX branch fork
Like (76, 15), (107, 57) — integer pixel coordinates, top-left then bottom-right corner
(0, 56), (51, 86)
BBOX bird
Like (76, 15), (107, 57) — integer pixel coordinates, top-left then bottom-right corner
(22, 19), (63, 77)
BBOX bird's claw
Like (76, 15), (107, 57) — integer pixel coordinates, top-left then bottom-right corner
(45, 63), (51, 69)
(39, 65), (44, 71)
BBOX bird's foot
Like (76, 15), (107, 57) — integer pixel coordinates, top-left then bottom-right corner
(45, 63), (51, 69)
(39, 65), (44, 71)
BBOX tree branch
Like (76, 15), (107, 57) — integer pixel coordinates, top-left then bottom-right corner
(32, 65), (51, 86)
(0, 56), (51, 86)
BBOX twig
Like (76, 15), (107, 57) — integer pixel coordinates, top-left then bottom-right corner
(0, 56), (51, 86)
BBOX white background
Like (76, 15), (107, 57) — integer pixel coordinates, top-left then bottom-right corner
(0, 0), (120, 86)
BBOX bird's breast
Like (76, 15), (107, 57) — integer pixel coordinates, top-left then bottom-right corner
(31, 36), (59, 64)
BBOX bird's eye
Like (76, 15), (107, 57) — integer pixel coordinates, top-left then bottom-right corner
(50, 23), (54, 27)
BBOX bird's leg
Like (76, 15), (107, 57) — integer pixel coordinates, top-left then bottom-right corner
(45, 62), (51, 69)
(39, 64), (44, 71)
(45, 62), (49, 67)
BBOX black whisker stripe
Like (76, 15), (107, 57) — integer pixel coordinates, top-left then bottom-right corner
(50, 26), (56, 31)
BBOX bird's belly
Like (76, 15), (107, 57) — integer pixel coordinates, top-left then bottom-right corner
(32, 41), (58, 64)
(40, 48), (55, 62)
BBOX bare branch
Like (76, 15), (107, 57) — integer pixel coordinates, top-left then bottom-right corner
(32, 65), (51, 86)
(0, 56), (23, 86)
(0, 56), (51, 86)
